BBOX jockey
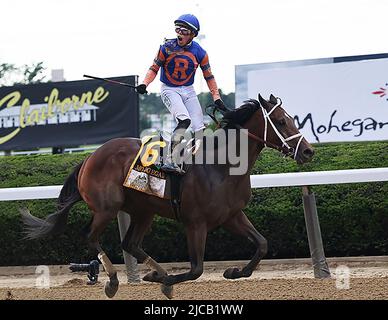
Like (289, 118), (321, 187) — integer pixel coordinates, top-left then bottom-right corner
(136, 13), (226, 175)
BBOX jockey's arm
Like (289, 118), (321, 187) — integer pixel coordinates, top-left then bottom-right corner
(142, 48), (165, 86)
(200, 54), (221, 101)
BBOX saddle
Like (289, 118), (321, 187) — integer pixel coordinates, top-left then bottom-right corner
(123, 134), (200, 220)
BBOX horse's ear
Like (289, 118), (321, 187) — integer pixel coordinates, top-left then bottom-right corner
(258, 94), (267, 107)
(269, 94), (277, 104)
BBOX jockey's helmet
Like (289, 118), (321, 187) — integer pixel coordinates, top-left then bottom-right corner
(174, 14), (200, 36)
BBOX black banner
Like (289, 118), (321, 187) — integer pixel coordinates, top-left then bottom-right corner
(0, 75), (139, 150)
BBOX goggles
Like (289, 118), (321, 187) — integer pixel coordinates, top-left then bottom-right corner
(175, 26), (192, 36)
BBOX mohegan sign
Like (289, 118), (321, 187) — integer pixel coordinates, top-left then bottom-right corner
(237, 54), (388, 143)
(0, 76), (139, 150)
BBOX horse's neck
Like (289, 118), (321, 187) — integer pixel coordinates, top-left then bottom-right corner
(231, 111), (265, 168)
(198, 126), (263, 179)
(244, 113), (265, 171)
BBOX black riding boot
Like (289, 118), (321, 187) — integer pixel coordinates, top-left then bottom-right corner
(160, 134), (185, 175)
(160, 160), (185, 175)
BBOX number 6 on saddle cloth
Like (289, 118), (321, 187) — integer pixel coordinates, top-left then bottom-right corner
(123, 134), (201, 206)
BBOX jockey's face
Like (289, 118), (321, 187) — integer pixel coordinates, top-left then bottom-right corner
(175, 26), (194, 46)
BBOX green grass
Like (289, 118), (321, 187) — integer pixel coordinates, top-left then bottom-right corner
(0, 141), (387, 265)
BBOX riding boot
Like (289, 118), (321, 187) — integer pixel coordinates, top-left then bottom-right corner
(160, 133), (185, 175)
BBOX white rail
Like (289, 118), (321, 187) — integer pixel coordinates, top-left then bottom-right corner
(1, 167), (387, 280)
(250, 167), (388, 188)
(0, 185), (62, 201)
(0, 168), (387, 201)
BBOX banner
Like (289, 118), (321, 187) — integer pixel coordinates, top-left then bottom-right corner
(0, 76), (139, 150)
(236, 54), (388, 143)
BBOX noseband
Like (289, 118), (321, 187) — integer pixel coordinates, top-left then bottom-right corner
(236, 99), (304, 159)
(260, 98), (304, 159)
(207, 98), (304, 159)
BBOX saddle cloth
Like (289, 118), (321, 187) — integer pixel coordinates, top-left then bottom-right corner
(123, 135), (172, 199)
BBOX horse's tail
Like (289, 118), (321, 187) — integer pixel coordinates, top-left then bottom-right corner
(21, 161), (84, 240)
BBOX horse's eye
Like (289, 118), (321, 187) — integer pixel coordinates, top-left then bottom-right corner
(278, 119), (286, 126)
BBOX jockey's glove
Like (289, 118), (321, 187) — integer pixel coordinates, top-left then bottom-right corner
(214, 99), (227, 111)
(135, 84), (148, 94)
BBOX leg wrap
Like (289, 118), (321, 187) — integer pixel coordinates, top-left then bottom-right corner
(98, 252), (116, 277)
(144, 256), (168, 275)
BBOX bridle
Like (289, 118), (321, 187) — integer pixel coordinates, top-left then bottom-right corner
(208, 98), (304, 159)
(254, 98), (304, 159)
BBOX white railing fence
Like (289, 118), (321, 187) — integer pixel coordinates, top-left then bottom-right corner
(2, 168), (387, 201)
(1, 168), (387, 280)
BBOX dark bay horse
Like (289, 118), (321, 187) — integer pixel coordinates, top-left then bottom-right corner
(22, 94), (314, 299)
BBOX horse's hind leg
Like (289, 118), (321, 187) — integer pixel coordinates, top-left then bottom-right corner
(87, 212), (120, 298)
(121, 213), (174, 299)
(120, 212), (166, 281)
(222, 210), (267, 279)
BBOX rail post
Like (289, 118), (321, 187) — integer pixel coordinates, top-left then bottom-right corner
(117, 211), (140, 283)
(302, 186), (331, 278)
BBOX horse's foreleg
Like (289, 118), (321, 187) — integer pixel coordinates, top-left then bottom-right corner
(222, 210), (267, 279)
(163, 223), (207, 286)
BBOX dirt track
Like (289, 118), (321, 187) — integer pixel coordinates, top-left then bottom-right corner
(1, 257), (388, 300)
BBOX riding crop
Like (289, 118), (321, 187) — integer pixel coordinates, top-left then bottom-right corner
(83, 74), (137, 89)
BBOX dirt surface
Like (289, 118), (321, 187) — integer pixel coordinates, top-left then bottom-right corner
(1, 257), (388, 300)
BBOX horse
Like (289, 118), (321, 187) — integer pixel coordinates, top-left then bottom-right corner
(21, 93), (314, 299)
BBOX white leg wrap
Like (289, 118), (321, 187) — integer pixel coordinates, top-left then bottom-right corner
(98, 252), (116, 277)
(144, 256), (167, 275)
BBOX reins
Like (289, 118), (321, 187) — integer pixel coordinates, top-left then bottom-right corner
(233, 123), (287, 153)
(206, 98), (304, 159)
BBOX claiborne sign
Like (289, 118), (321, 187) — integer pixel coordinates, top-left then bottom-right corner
(0, 76), (139, 150)
(236, 54), (388, 143)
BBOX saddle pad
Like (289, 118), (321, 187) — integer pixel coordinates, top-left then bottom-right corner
(123, 135), (171, 199)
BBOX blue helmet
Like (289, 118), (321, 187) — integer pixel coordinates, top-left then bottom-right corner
(174, 14), (200, 36)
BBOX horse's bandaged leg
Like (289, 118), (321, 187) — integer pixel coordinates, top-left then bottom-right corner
(98, 252), (116, 277)
(144, 256), (167, 275)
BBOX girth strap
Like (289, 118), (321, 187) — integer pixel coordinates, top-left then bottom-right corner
(170, 174), (183, 221)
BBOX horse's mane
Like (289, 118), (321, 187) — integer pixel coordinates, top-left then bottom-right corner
(221, 99), (260, 128)
(199, 99), (260, 152)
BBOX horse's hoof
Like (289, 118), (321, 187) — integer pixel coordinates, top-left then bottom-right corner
(163, 275), (175, 286)
(104, 274), (119, 298)
(161, 284), (174, 299)
(143, 270), (160, 283)
(241, 270), (253, 278)
(104, 281), (119, 298)
(223, 267), (240, 279)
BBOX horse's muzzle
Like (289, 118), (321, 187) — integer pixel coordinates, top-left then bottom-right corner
(297, 147), (314, 164)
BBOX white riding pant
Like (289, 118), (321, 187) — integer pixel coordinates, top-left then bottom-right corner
(160, 84), (205, 132)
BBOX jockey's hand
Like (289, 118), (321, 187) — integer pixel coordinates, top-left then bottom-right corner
(214, 99), (227, 111)
(135, 84), (148, 94)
